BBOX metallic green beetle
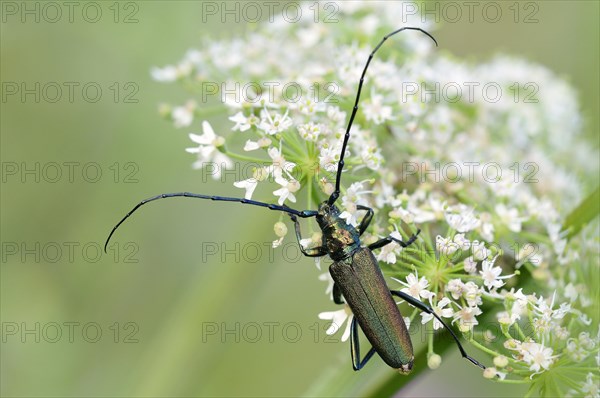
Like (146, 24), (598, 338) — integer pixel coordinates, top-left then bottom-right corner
(105, 27), (486, 373)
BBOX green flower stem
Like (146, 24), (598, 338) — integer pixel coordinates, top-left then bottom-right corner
(513, 322), (527, 341)
(222, 150), (266, 163)
(497, 379), (530, 385)
(468, 337), (515, 363)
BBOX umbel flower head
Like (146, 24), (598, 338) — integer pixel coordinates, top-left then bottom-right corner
(153, 2), (598, 395)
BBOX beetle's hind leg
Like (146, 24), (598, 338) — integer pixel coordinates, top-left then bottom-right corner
(368, 229), (421, 251)
(390, 290), (486, 371)
(350, 316), (377, 371)
(289, 215), (327, 257)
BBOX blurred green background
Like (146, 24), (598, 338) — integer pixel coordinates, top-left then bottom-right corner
(1, 1), (598, 397)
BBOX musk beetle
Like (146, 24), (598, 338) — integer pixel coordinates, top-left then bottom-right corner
(105, 27), (486, 373)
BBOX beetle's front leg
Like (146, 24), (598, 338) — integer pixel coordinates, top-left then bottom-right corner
(356, 205), (374, 236)
(289, 215), (327, 257)
(368, 229), (421, 251)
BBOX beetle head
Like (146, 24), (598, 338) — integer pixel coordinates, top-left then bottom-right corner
(315, 201), (340, 226)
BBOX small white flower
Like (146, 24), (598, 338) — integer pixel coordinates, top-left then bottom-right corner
(327, 105), (347, 125)
(273, 176), (301, 205)
(297, 122), (323, 142)
(504, 288), (529, 320)
(339, 182), (370, 227)
(520, 341), (556, 373)
(361, 145), (384, 170)
(294, 98), (325, 115)
(185, 121), (231, 178)
(464, 281), (483, 307)
(186, 120), (225, 147)
(463, 256), (477, 274)
(421, 297), (454, 330)
(390, 207), (415, 224)
(229, 111), (252, 132)
(172, 100), (196, 128)
(233, 178), (258, 200)
(267, 146), (296, 179)
(453, 233), (471, 250)
(376, 230), (404, 264)
(436, 235), (459, 256)
(497, 311), (519, 326)
(319, 144), (341, 173)
(243, 140), (260, 151)
(446, 279), (465, 300)
(533, 292), (571, 322)
(233, 167), (268, 199)
(339, 210), (359, 227)
(363, 93), (394, 124)
(243, 137), (272, 152)
(258, 109), (293, 135)
(445, 205), (481, 232)
(495, 203), (527, 232)
(318, 305), (354, 342)
(453, 304), (482, 331)
(392, 272), (433, 300)
(480, 254), (513, 290)
(471, 240), (491, 261)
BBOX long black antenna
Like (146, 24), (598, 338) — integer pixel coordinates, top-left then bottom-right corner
(327, 27), (437, 205)
(104, 193), (317, 252)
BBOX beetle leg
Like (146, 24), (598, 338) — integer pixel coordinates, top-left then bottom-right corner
(350, 316), (377, 371)
(333, 283), (345, 305)
(289, 215), (327, 257)
(390, 290), (486, 370)
(356, 205), (374, 236)
(367, 229), (421, 250)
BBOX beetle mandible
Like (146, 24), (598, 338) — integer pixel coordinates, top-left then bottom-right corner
(105, 27), (487, 373)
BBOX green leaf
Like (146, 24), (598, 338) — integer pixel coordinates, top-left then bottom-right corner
(562, 186), (600, 240)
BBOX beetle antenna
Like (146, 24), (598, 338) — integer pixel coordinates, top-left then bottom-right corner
(104, 192), (317, 252)
(327, 27), (437, 205)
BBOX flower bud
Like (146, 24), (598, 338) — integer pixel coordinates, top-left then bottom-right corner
(274, 222), (288, 237)
(483, 367), (497, 379)
(493, 355), (509, 368)
(427, 353), (442, 369)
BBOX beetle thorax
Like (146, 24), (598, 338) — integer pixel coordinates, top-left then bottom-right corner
(316, 201), (361, 261)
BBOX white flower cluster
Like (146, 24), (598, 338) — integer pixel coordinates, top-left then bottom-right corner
(153, 1), (598, 393)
